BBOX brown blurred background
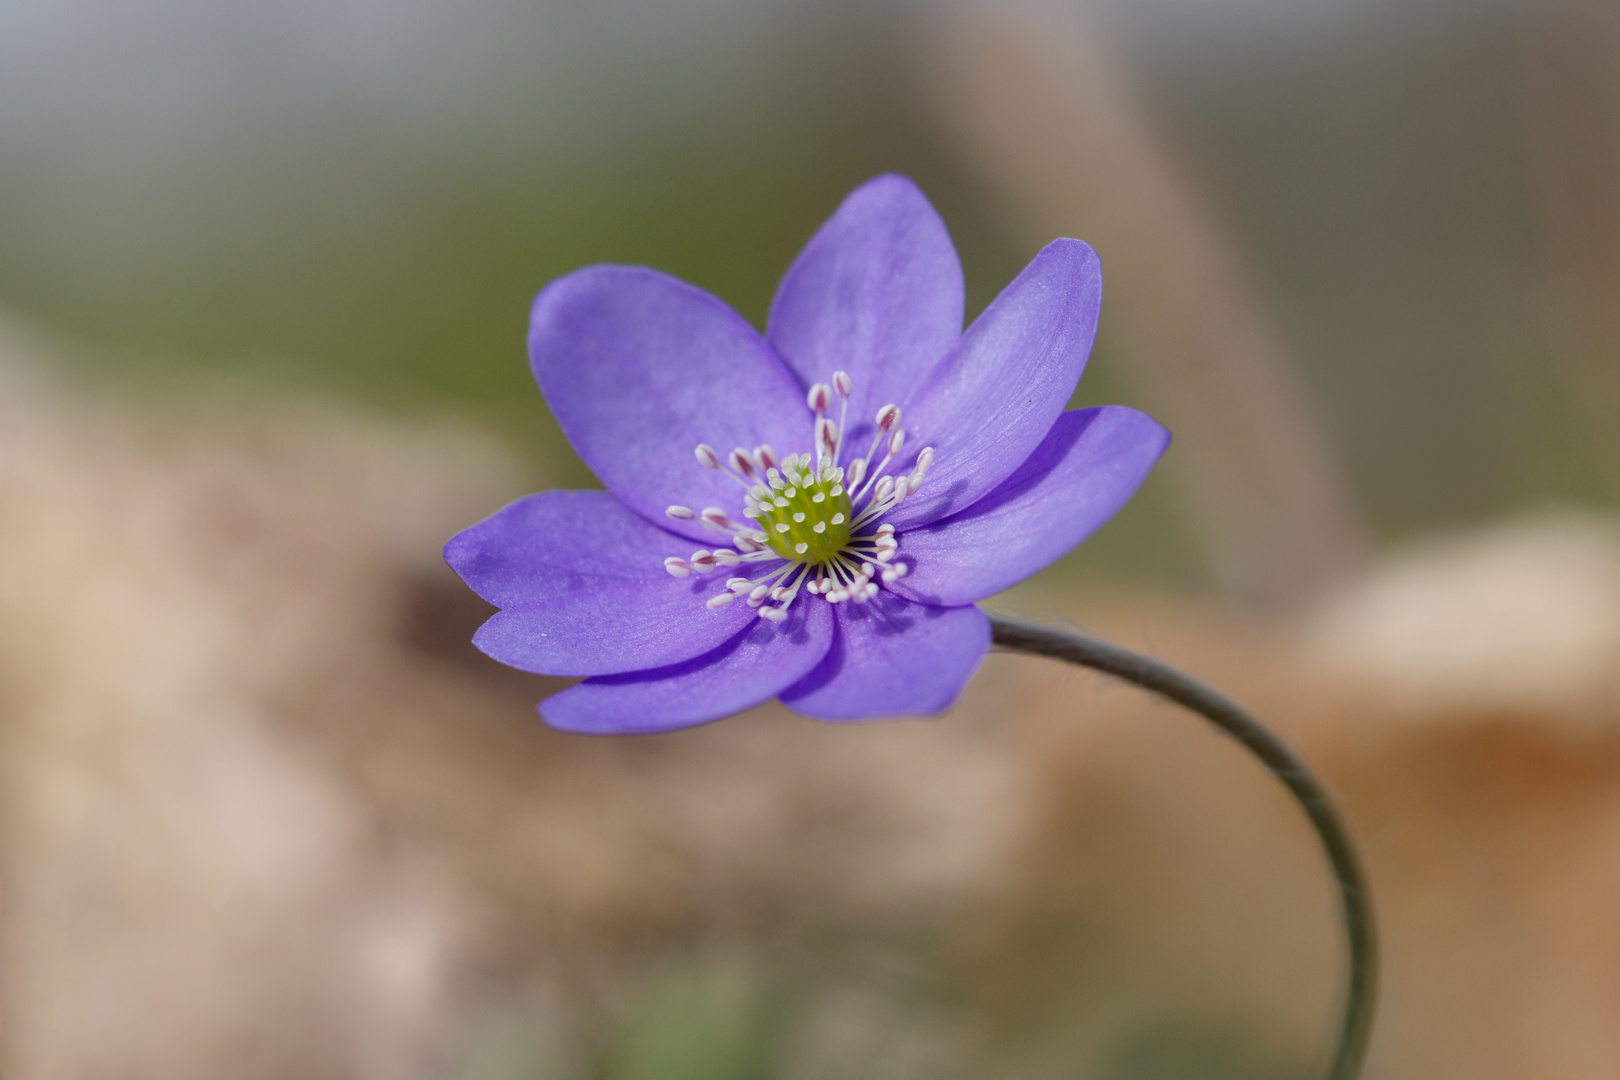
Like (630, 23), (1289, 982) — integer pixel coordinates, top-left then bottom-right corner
(2, 0), (1618, 1077)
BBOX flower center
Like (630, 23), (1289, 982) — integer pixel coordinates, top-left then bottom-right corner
(751, 462), (852, 563)
(661, 370), (933, 622)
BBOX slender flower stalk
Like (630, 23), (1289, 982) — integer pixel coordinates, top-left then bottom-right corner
(990, 615), (1376, 1080)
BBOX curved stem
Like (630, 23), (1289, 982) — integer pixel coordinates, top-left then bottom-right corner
(988, 614), (1376, 1080)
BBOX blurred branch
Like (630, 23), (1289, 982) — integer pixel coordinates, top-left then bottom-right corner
(909, 2), (1374, 607)
(1525, 0), (1620, 498)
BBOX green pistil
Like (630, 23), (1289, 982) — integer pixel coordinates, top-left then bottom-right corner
(754, 472), (852, 564)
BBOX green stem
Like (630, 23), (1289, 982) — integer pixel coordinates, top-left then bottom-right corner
(987, 614), (1376, 1080)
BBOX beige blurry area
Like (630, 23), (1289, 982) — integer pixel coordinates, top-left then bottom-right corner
(4, 315), (1620, 1079)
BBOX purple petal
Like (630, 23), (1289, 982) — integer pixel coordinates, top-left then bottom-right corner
(767, 175), (964, 446)
(886, 239), (1103, 530)
(540, 597), (835, 735)
(531, 266), (810, 543)
(779, 594), (989, 720)
(889, 407), (1170, 606)
(445, 490), (756, 676)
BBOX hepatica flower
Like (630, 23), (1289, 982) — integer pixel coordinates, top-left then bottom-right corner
(445, 175), (1169, 734)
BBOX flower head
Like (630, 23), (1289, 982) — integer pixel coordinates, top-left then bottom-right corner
(445, 175), (1169, 734)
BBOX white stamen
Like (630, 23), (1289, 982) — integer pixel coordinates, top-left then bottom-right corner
(707, 592), (737, 609)
(663, 557), (692, 578)
(735, 535), (763, 553)
(845, 457), (866, 491)
(700, 507), (731, 528)
(888, 429), (905, 456)
(915, 447), (934, 475)
(759, 607), (788, 622)
(728, 578), (753, 592)
(749, 584), (771, 602)
(695, 444), (721, 468)
(875, 404), (900, 432)
(833, 370), (853, 397)
(690, 550), (719, 572)
(755, 445), (777, 470)
(807, 383), (833, 413)
(728, 448), (756, 477)
(815, 417), (837, 461)
(666, 505), (696, 520)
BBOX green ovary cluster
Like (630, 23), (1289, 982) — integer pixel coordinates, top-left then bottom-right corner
(750, 471), (853, 564)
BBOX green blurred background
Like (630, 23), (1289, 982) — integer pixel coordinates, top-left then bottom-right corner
(4, 0), (1612, 596)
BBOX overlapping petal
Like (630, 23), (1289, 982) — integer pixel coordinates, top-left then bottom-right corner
(780, 595), (989, 720)
(888, 239), (1103, 530)
(531, 266), (809, 543)
(541, 598), (834, 735)
(767, 174), (964, 442)
(889, 407), (1170, 607)
(446, 491), (753, 676)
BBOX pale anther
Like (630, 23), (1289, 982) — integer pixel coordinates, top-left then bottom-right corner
(795, 542), (809, 554)
(875, 404), (900, 432)
(749, 584), (771, 601)
(813, 521), (826, 534)
(760, 607), (787, 623)
(695, 444), (720, 468)
(888, 429), (905, 455)
(807, 383), (833, 413)
(775, 523), (790, 533)
(663, 557), (692, 578)
(728, 449), (756, 476)
(833, 370), (853, 397)
(707, 593), (737, 609)
(756, 445), (777, 470)
(793, 512), (805, 523)
(666, 505), (696, 520)
(812, 492), (825, 503)
(773, 497), (789, 508)
(830, 512), (845, 524)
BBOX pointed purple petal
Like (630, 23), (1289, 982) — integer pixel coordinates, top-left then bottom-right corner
(886, 239), (1103, 530)
(889, 407), (1170, 606)
(445, 490), (755, 676)
(531, 266), (810, 543)
(767, 175), (964, 446)
(540, 597), (835, 735)
(779, 594), (989, 720)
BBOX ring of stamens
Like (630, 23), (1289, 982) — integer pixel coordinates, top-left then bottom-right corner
(662, 370), (932, 621)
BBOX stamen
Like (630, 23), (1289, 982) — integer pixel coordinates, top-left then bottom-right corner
(667, 372), (920, 619)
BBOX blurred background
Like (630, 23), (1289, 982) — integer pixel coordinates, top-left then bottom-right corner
(2, 0), (1618, 1077)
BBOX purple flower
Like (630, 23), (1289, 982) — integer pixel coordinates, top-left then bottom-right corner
(445, 175), (1169, 734)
